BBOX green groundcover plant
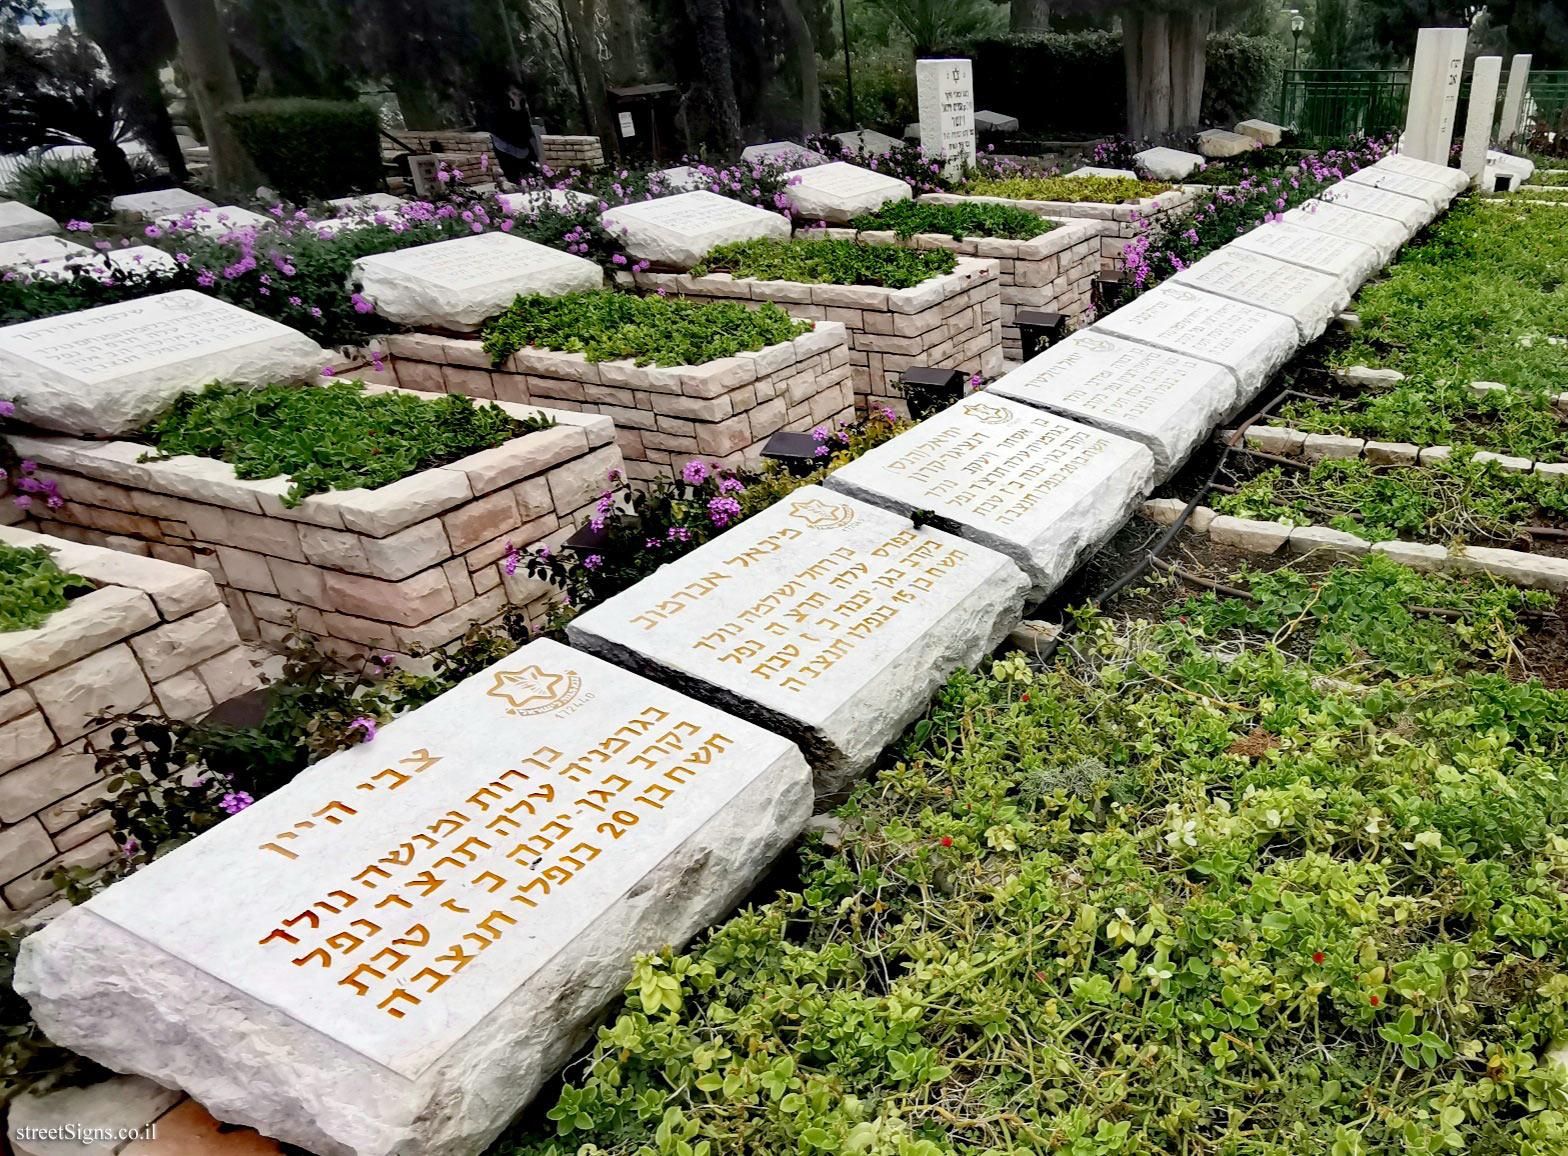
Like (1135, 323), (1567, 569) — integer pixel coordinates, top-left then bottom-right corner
(490, 601), (1568, 1156)
(0, 543), (91, 633)
(1214, 454), (1568, 543)
(140, 381), (549, 505)
(1514, 188), (1568, 203)
(481, 290), (812, 368)
(694, 238), (957, 288)
(957, 173), (1173, 203)
(847, 200), (1053, 241)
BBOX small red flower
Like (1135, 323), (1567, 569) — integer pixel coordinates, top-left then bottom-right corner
(1370, 995), (1380, 1006)
(940, 836), (953, 848)
(1021, 693), (1030, 702)
(1035, 970), (1047, 982)
(1312, 951), (1325, 964)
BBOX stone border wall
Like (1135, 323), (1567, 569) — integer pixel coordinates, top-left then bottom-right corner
(918, 189), (1195, 270)
(539, 135), (605, 171)
(8, 395), (624, 660)
(797, 219), (1103, 360)
(382, 130), (495, 192)
(382, 323), (856, 484)
(0, 525), (258, 916)
(625, 259), (1004, 418)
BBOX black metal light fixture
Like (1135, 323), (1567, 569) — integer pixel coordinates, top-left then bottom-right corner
(761, 430), (826, 474)
(1290, 12), (1305, 71)
(1015, 309), (1068, 361)
(1093, 270), (1126, 313)
(563, 520), (612, 554)
(900, 366), (967, 420)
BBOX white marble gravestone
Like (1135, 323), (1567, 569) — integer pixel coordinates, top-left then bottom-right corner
(1229, 221), (1383, 290)
(1093, 284), (1300, 401)
(328, 193), (407, 214)
(17, 639), (812, 1156)
(1280, 199), (1408, 264)
(833, 129), (903, 157)
(654, 166), (707, 192)
(0, 291), (326, 436)
(985, 330), (1238, 482)
(1236, 119), (1284, 146)
(1367, 152), (1469, 196)
(824, 396), (1154, 597)
(23, 243), (180, 285)
(1459, 56), (1503, 181)
(353, 232), (604, 331)
(568, 486), (1027, 796)
(1134, 146), (1205, 181)
(1499, 55), (1531, 146)
(1344, 166), (1453, 212)
(601, 190), (791, 269)
(1320, 179), (1432, 231)
(0, 235), (90, 269)
(1196, 129), (1257, 159)
(0, 202), (61, 244)
(155, 204), (273, 237)
(497, 189), (599, 215)
(916, 58), (976, 180)
(740, 142), (829, 168)
(974, 110), (1020, 133)
(1403, 28), (1468, 165)
(1065, 166), (1138, 181)
(109, 188), (217, 221)
(782, 161), (911, 223)
(1169, 248), (1350, 341)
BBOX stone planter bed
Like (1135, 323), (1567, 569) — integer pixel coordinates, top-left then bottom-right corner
(382, 322), (856, 483)
(8, 394), (623, 660)
(0, 524), (257, 916)
(918, 188), (1195, 270)
(796, 218), (1103, 360)
(626, 259), (1003, 418)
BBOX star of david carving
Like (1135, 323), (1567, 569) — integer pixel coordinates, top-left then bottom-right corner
(488, 666), (565, 710)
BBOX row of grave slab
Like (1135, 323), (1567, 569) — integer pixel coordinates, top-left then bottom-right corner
(1, 150), (1475, 1156)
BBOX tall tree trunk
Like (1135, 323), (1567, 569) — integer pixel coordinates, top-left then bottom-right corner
(1010, 0), (1051, 33)
(1125, 8), (1173, 137)
(160, 0), (260, 192)
(1168, 5), (1211, 130)
(778, 0), (820, 136)
(562, 0), (618, 157)
(126, 70), (189, 182)
(686, 0), (741, 151)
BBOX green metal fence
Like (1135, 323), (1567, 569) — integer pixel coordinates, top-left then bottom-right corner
(1277, 69), (1412, 146)
(1526, 71), (1568, 133)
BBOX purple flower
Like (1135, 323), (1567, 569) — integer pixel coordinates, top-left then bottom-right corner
(681, 460), (710, 485)
(708, 496), (742, 527)
(220, 791), (254, 815)
(349, 716), (378, 743)
(719, 477), (744, 495)
(143, 225), (162, 238)
(65, 219), (91, 231)
(583, 553), (603, 570)
(0, 400), (14, 418)
(196, 270), (216, 287)
(503, 541), (522, 575)
(321, 366), (336, 377)
(12, 495), (29, 510)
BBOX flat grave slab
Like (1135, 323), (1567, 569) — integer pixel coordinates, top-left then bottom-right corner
(1135, 146), (1205, 180)
(1197, 129), (1257, 158)
(17, 638), (812, 1156)
(1343, 166), (1454, 212)
(1092, 283), (1300, 401)
(1319, 179), (1432, 231)
(824, 396), (1153, 598)
(1374, 153), (1469, 195)
(974, 110), (1020, 133)
(568, 485), (1028, 796)
(1169, 247), (1351, 340)
(0, 290), (326, 436)
(740, 142), (829, 168)
(1228, 220), (1383, 289)
(782, 161), (911, 224)
(985, 330), (1237, 482)
(154, 204), (273, 236)
(109, 189), (216, 221)
(1065, 166), (1138, 180)
(353, 232), (604, 331)
(601, 190), (791, 270)
(1236, 119), (1284, 145)
(0, 235), (91, 268)
(833, 129), (902, 156)
(497, 189), (599, 215)
(1280, 199), (1408, 264)
(328, 193), (407, 214)
(0, 201), (61, 243)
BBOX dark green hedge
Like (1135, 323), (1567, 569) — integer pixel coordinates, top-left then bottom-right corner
(226, 99), (384, 202)
(965, 30), (1281, 135)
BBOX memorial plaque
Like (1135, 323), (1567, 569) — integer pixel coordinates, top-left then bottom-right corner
(985, 330), (1236, 482)
(0, 201), (61, 243)
(18, 639), (812, 1156)
(1093, 284), (1300, 401)
(916, 58), (976, 180)
(1170, 247), (1350, 341)
(1229, 221), (1382, 289)
(1344, 166), (1453, 212)
(1280, 199), (1407, 264)
(0, 235), (90, 268)
(824, 397), (1153, 598)
(568, 486), (1028, 795)
(352, 231), (604, 330)
(782, 161), (911, 224)
(600, 190), (791, 270)
(1321, 178), (1432, 231)
(1368, 153), (1469, 196)
(0, 290), (325, 437)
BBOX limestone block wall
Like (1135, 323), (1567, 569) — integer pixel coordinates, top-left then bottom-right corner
(382, 323), (856, 484)
(8, 397), (623, 659)
(798, 219), (1103, 360)
(627, 259), (1004, 418)
(0, 525), (258, 915)
(539, 135), (605, 171)
(918, 189), (1195, 270)
(382, 129), (496, 189)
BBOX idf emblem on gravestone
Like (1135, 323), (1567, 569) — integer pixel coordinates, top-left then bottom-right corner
(961, 400), (1014, 426)
(788, 498), (856, 530)
(487, 664), (583, 715)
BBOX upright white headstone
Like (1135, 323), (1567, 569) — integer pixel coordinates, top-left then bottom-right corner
(916, 58), (976, 181)
(353, 231), (605, 330)
(823, 397), (1154, 599)
(1460, 55), (1503, 181)
(17, 640), (813, 1156)
(0, 291), (326, 436)
(1401, 28), (1468, 165)
(600, 190), (791, 270)
(1498, 54), (1532, 146)
(568, 486), (1028, 796)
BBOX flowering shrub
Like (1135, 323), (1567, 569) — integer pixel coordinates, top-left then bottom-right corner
(694, 238), (957, 288)
(480, 290), (812, 368)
